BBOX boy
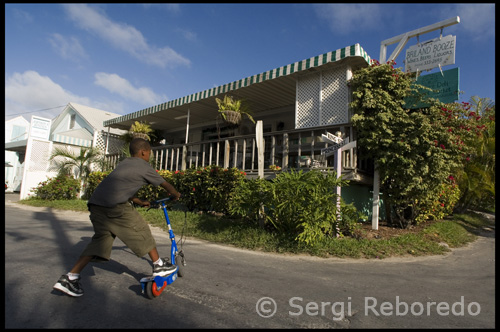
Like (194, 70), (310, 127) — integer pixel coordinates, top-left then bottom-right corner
(53, 138), (181, 297)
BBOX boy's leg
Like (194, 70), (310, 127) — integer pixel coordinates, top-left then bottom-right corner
(148, 248), (160, 262)
(53, 255), (93, 297)
(69, 255), (93, 274)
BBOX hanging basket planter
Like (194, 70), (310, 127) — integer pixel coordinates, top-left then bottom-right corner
(222, 110), (242, 125)
(132, 132), (150, 140)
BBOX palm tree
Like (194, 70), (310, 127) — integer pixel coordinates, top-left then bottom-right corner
(455, 97), (495, 212)
(49, 146), (102, 196)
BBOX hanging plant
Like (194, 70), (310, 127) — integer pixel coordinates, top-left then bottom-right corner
(121, 121), (154, 142)
(215, 95), (255, 125)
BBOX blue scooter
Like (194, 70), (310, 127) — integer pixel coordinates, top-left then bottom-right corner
(139, 197), (186, 299)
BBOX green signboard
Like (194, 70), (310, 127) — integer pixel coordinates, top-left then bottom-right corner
(405, 67), (460, 109)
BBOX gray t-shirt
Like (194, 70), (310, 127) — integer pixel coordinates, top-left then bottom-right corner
(88, 157), (165, 207)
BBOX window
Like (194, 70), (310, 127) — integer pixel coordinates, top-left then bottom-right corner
(11, 125), (27, 141)
(69, 114), (76, 129)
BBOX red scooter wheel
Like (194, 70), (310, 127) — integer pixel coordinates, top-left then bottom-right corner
(145, 280), (166, 299)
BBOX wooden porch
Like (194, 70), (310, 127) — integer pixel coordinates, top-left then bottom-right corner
(104, 124), (374, 184)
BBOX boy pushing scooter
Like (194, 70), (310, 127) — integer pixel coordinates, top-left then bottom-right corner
(53, 138), (181, 297)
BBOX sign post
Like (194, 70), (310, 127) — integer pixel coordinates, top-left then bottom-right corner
(374, 17), (460, 230)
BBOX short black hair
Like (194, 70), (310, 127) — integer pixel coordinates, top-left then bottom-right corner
(129, 138), (151, 156)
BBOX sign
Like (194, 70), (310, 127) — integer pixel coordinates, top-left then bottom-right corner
(29, 115), (51, 140)
(405, 68), (460, 109)
(321, 132), (344, 145)
(405, 35), (456, 73)
(321, 133), (349, 157)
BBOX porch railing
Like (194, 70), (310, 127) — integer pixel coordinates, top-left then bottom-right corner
(104, 125), (373, 178)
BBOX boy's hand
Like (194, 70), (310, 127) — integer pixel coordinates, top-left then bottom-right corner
(130, 197), (150, 207)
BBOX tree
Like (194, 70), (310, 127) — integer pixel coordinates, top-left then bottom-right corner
(454, 97), (495, 212)
(49, 146), (102, 197)
(349, 60), (479, 227)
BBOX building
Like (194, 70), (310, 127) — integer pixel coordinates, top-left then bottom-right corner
(102, 44), (383, 219)
(5, 116), (30, 192)
(4, 102), (127, 199)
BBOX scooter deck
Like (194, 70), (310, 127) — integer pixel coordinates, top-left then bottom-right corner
(140, 268), (179, 286)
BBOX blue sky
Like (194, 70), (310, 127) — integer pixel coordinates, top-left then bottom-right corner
(5, 3), (495, 122)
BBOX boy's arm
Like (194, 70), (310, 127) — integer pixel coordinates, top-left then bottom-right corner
(160, 181), (181, 200)
(129, 197), (150, 207)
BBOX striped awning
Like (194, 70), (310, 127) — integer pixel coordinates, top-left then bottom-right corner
(52, 133), (92, 147)
(104, 43), (371, 130)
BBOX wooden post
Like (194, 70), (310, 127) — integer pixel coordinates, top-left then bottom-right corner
(282, 133), (288, 169)
(372, 165), (380, 230)
(256, 120), (264, 179)
(224, 140), (230, 169)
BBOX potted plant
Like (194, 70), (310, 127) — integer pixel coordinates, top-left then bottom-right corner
(127, 121), (154, 141)
(215, 95), (255, 125)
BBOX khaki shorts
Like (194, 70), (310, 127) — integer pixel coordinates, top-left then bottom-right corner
(81, 202), (156, 261)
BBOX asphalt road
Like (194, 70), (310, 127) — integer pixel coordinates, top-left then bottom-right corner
(4, 197), (495, 328)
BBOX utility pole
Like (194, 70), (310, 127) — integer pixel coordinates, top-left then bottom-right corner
(372, 16), (460, 230)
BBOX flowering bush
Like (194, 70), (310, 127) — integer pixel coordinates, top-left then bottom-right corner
(415, 177), (461, 223)
(31, 174), (81, 200)
(349, 60), (481, 227)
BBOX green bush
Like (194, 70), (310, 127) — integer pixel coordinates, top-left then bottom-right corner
(415, 179), (461, 223)
(229, 169), (362, 246)
(228, 177), (269, 223)
(83, 170), (110, 199)
(170, 165), (246, 213)
(136, 170), (173, 202)
(31, 174), (81, 200)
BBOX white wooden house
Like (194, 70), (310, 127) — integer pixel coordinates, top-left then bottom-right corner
(4, 102), (127, 199)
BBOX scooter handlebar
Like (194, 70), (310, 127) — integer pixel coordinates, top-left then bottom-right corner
(146, 197), (173, 211)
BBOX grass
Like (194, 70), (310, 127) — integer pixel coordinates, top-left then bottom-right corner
(17, 198), (494, 259)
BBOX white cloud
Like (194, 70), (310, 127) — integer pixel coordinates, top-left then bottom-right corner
(176, 28), (198, 42)
(5, 71), (91, 120)
(48, 33), (88, 62)
(94, 72), (167, 105)
(4, 71), (130, 121)
(62, 4), (191, 68)
(314, 4), (384, 35)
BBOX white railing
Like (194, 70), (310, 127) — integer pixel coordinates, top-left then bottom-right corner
(104, 125), (371, 177)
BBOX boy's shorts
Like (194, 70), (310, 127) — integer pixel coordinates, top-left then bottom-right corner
(81, 202), (157, 262)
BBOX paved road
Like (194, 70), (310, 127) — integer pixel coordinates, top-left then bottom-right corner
(4, 198), (495, 328)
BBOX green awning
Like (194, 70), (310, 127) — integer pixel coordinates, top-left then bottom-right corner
(104, 44), (371, 128)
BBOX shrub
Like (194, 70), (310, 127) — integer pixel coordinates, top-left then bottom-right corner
(170, 165), (246, 213)
(136, 170), (173, 202)
(31, 174), (81, 200)
(415, 180), (461, 223)
(230, 170), (362, 246)
(83, 170), (110, 199)
(228, 177), (269, 224)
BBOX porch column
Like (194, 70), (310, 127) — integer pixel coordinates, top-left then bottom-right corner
(256, 120), (264, 179)
(224, 140), (230, 169)
(181, 146), (187, 170)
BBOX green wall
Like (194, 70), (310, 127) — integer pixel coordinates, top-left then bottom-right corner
(341, 183), (385, 222)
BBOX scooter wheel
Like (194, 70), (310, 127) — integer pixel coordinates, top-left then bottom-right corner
(176, 255), (185, 278)
(145, 280), (166, 299)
